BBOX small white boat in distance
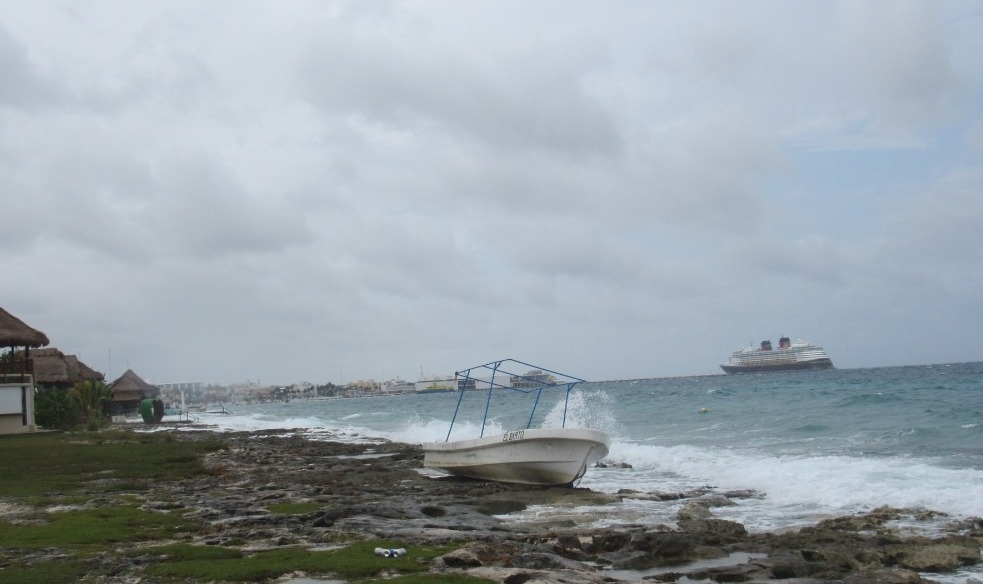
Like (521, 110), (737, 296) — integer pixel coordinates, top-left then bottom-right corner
(422, 358), (610, 486)
(423, 427), (610, 486)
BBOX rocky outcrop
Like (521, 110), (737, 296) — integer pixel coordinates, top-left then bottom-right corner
(6, 428), (980, 584)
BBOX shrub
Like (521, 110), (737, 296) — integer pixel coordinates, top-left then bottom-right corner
(34, 387), (81, 430)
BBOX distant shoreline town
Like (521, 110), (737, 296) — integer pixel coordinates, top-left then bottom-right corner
(156, 376), (459, 409)
(158, 368), (567, 409)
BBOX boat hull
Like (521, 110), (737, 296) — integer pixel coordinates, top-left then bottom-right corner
(422, 428), (610, 486)
(720, 358), (834, 374)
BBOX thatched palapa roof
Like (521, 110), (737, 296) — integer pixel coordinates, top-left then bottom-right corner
(110, 369), (160, 402)
(0, 307), (50, 348)
(33, 348), (105, 387)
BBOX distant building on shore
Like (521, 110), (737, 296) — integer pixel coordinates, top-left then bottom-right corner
(0, 306), (49, 435)
(32, 348), (104, 390)
(109, 369), (161, 416)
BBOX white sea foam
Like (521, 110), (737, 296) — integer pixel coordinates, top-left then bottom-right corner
(384, 417), (504, 445)
(577, 440), (983, 532)
(541, 389), (620, 432)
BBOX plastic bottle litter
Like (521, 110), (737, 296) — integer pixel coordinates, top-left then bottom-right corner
(374, 547), (406, 558)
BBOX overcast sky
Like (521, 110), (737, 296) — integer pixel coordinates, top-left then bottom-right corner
(2, 1), (982, 385)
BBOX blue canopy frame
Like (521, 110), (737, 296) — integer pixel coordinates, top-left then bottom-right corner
(443, 358), (586, 442)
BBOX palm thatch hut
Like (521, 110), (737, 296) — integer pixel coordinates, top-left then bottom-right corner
(0, 306), (50, 382)
(109, 369), (161, 415)
(33, 348), (105, 390)
(1, 306), (50, 434)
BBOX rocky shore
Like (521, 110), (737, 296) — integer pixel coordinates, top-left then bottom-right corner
(26, 428), (983, 583)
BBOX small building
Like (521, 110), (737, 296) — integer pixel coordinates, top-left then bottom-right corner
(0, 306), (50, 435)
(109, 369), (161, 416)
(32, 348), (105, 390)
(510, 369), (556, 388)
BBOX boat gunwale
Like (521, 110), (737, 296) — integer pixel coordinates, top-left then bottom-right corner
(422, 427), (611, 453)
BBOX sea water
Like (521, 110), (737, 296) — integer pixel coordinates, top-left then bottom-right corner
(167, 362), (983, 574)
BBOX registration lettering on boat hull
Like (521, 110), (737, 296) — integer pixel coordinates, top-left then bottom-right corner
(503, 430), (525, 442)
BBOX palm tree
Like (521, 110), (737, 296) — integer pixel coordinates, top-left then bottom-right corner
(69, 379), (114, 428)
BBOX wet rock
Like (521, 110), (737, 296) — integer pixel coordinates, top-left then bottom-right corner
(478, 498), (528, 515)
(583, 529), (635, 554)
(677, 501), (713, 520)
(512, 551), (586, 570)
(841, 567), (934, 584)
(678, 517), (748, 544)
(895, 541), (982, 572)
(687, 559), (769, 582)
(438, 548), (483, 567)
(629, 530), (696, 556)
(595, 460), (633, 469)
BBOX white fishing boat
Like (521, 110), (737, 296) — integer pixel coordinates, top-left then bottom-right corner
(422, 359), (610, 486)
(423, 427), (610, 485)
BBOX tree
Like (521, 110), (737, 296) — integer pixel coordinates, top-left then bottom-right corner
(35, 388), (81, 430)
(68, 379), (114, 430)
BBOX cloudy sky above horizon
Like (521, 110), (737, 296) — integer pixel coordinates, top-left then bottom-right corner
(3, 1), (982, 385)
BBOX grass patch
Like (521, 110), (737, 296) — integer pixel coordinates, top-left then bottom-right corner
(265, 501), (322, 515)
(144, 540), (459, 581)
(0, 505), (195, 550)
(0, 430), (225, 498)
(0, 430), (221, 560)
(0, 559), (91, 584)
(124, 542), (245, 561)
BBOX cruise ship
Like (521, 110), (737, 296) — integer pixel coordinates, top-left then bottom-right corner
(720, 337), (834, 374)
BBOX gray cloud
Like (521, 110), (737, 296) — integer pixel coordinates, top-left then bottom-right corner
(0, 26), (52, 108)
(2, 1), (981, 383)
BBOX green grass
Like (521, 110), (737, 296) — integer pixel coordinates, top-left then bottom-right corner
(0, 559), (91, 584)
(122, 542), (245, 561)
(143, 540), (458, 581)
(0, 430), (224, 497)
(0, 505), (195, 550)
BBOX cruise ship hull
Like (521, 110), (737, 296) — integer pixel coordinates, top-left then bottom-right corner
(720, 358), (833, 374)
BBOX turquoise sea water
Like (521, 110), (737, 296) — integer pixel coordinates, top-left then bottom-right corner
(171, 363), (983, 547)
